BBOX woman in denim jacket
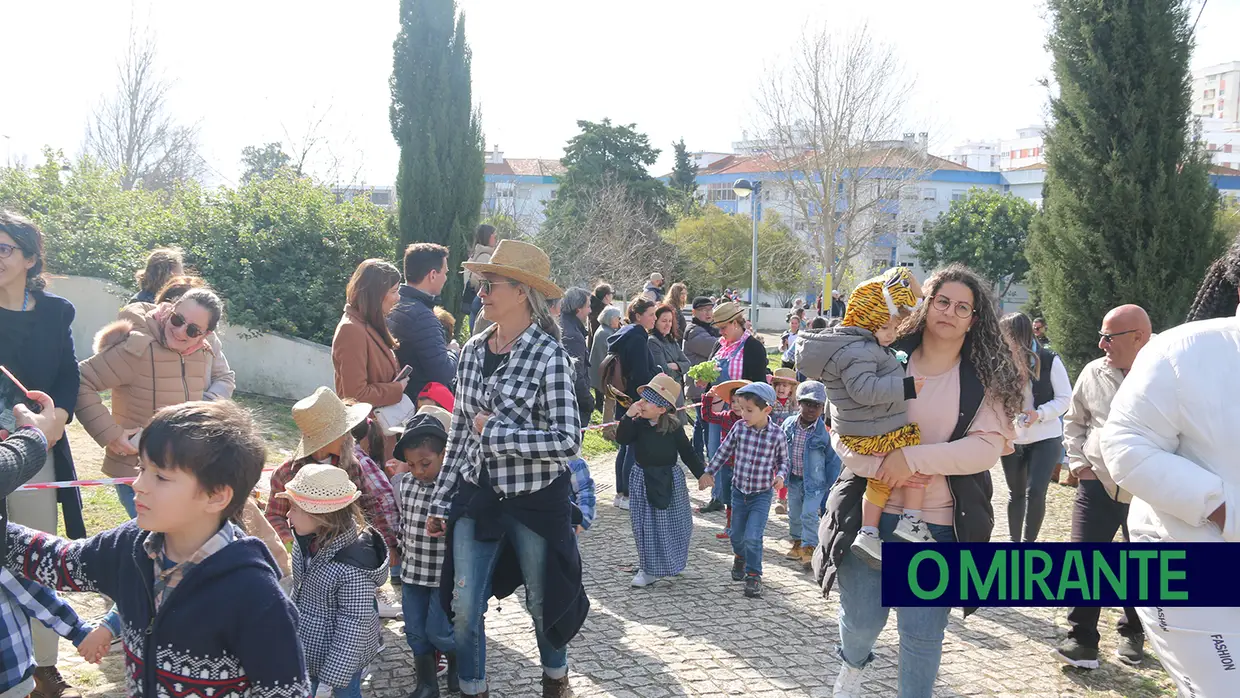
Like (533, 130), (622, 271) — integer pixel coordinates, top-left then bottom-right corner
(780, 380), (840, 568)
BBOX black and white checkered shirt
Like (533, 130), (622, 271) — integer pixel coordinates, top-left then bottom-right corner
(396, 473), (445, 587)
(430, 323), (583, 518)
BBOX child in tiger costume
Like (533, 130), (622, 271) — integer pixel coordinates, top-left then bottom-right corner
(795, 266), (928, 569)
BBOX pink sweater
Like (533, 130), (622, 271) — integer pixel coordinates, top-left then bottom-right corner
(832, 355), (1015, 526)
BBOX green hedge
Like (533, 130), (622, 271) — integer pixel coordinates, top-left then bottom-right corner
(0, 150), (395, 345)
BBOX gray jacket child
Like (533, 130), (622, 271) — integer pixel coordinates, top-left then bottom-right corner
(795, 326), (917, 438)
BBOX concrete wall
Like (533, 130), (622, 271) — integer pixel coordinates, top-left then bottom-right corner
(49, 275), (333, 401)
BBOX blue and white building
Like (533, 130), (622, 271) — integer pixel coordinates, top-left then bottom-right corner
(481, 146), (564, 236)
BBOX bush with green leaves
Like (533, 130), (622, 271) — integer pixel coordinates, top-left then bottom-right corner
(0, 150), (395, 345)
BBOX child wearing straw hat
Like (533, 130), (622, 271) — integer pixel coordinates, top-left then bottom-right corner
(616, 373), (706, 587)
(278, 464), (388, 698)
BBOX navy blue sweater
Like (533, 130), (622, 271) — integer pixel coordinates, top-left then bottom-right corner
(605, 324), (657, 402)
(6, 520), (308, 698)
(0, 291), (84, 538)
(387, 285), (458, 400)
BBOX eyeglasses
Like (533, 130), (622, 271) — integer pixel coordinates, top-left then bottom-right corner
(169, 312), (206, 338)
(1099, 329), (1137, 344)
(930, 294), (975, 319)
(0, 243), (20, 259)
(478, 279), (520, 294)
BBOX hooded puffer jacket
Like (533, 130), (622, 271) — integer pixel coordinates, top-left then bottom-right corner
(796, 326), (917, 437)
(77, 305), (213, 477)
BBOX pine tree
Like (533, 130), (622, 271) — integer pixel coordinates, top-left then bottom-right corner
(1027, 0), (1224, 373)
(669, 139), (698, 195)
(390, 0), (484, 314)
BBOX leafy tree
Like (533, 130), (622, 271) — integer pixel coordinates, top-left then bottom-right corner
(240, 143), (292, 183)
(545, 119), (668, 228)
(390, 0), (484, 314)
(914, 187), (1036, 300)
(478, 213), (522, 240)
(1027, 0), (1224, 373)
(662, 207), (804, 298)
(668, 139), (698, 195)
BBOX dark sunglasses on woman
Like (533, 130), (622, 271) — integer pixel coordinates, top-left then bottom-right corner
(170, 312), (205, 338)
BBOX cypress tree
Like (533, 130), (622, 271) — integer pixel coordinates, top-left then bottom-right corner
(669, 139), (698, 195)
(390, 0), (483, 314)
(1027, 0), (1223, 373)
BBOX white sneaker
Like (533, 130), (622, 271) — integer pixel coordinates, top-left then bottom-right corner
(894, 515), (934, 543)
(619, 496), (631, 510)
(833, 661), (867, 697)
(850, 530), (882, 570)
(375, 588), (403, 619)
(631, 569), (660, 587)
(613, 494), (625, 508)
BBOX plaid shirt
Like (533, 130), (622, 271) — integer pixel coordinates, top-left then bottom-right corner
(431, 324), (582, 518)
(708, 418), (788, 495)
(0, 568), (90, 696)
(266, 447), (400, 553)
(787, 419), (813, 477)
(395, 473), (444, 587)
(144, 521), (238, 609)
(568, 458), (596, 530)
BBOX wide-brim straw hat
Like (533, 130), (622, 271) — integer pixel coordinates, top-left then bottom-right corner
(637, 373), (682, 408)
(274, 463), (361, 515)
(462, 239), (563, 300)
(710, 379), (750, 402)
(292, 387), (372, 460)
(771, 368), (799, 385)
(711, 301), (745, 326)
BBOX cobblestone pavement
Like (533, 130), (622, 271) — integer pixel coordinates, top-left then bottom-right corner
(58, 453), (1177, 697)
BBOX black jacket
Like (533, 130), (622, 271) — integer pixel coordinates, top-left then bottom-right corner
(387, 285), (458, 399)
(606, 324), (658, 402)
(616, 416), (703, 509)
(559, 310), (594, 421)
(813, 332), (994, 618)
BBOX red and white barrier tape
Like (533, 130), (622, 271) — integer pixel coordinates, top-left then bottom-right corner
(14, 401), (706, 491)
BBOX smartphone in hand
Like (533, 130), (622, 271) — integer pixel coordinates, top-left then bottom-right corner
(1, 366), (42, 414)
(396, 365), (413, 382)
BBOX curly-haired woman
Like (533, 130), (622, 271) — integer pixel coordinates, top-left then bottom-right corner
(815, 264), (1022, 697)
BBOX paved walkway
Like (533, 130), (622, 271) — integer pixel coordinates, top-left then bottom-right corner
(59, 452), (1176, 697)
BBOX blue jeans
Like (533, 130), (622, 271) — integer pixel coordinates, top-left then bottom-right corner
(837, 512), (955, 697)
(115, 484), (138, 519)
(402, 583), (454, 655)
(786, 475), (825, 547)
(692, 408), (706, 464)
(309, 672), (362, 698)
(614, 445), (636, 496)
(451, 515), (568, 695)
(729, 487), (772, 576)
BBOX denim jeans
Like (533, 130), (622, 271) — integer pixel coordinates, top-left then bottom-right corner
(786, 475), (825, 547)
(402, 583), (454, 655)
(692, 408), (706, 464)
(836, 512), (955, 698)
(729, 487), (773, 576)
(115, 484), (138, 519)
(1000, 438), (1061, 542)
(309, 671), (363, 698)
(451, 515), (568, 695)
(614, 445), (636, 496)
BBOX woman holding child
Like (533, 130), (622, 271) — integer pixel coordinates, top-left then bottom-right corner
(807, 264), (1021, 697)
(425, 240), (586, 698)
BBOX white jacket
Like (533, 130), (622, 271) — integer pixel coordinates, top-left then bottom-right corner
(1014, 353), (1072, 445)
(1100, 315), (1240, 543)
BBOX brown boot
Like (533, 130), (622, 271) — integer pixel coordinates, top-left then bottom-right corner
(784, 540), (803, 559)
(1063, 471), (1079, 487)
(1050, 461), (1062, 484)
(32, 667), (81, 698)
(542, 674), (572, 698)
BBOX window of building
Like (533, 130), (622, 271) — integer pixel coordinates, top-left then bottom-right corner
(1032, 147), (1041, 157)
(1020, 149), (1030, 158)
(901, 222), (917, 234)
(951, 189), (967, 201)
(1206, 89), (1217, 99)
(921, 188), (936, 201)
(1010, 150), (1019, 159)
(902, 186), (918, 200)
(707, 182), (737, 202)
(899, 261), (915, 268)
(1227, 144), (1233, 154)
(370, 190), (392, 206)
(991, 155), (999, 168)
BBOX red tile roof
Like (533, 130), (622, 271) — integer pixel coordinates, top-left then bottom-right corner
(1210, 164), (1240, 175)
(696, 150), (973, 176)
(484, 158), (565, 177)
(1007, 162), (1047, 171)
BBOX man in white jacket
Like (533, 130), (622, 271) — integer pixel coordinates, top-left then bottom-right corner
(1101, 306), (1238, 697)
(1054, 305), (1151, 670)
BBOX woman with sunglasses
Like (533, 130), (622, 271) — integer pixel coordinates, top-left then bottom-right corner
(76, 287), (225, 518)
(0, 211), (87, 697)
(815, 264), (1022, 698)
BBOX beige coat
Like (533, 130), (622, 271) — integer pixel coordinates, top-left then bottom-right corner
(331, 307), (403, 408)
(78, 305), (213, 477)
(1063, 356), (1132, 503)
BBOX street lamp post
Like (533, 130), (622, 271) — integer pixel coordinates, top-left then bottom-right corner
(733, 178), (761, 324)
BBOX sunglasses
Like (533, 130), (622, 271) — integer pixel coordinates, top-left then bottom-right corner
(930, 294), (976, 319)
(1098, 329), (1137, 344)
(478, 279), (520, 294)
(170, 311), (206, 338)
(0, 243), (21, 259)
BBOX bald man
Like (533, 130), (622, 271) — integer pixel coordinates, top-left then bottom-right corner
(1053, 304), (1152, 670)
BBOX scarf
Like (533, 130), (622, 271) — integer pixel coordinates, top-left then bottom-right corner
(715, 330), (751, 381)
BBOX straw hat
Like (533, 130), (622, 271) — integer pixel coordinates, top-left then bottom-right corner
(275, 463), (361, 515)
(771, 368), (799, 385)
(291, 387), (372, 460)
(461, 239), (563, 300)
(711, 301), (744, 326)
(710, 379), (750, 402)
(637, 373), (682, 408)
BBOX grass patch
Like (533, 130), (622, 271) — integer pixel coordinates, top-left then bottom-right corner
(582, 408), (617, 458)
